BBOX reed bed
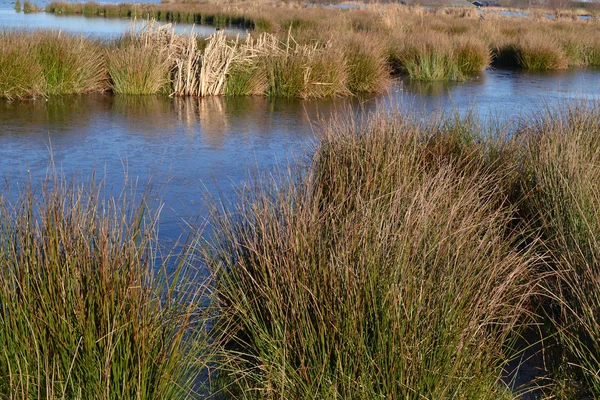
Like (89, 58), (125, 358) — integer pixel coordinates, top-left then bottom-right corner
(202, 102), (600, 398)
(518, 105), (600, 398)
(0, 176), (214, 399)
(4, 101), (600, 398)
(6, 0), (600, 97)
(41, 0), (600, 80)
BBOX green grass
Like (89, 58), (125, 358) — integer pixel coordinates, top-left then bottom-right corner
(393, 34), (490, 81)
(4, 100), (600, 398)
(344, 34), (390, 92)
(519, 105), (600, 398)
(37, 33), (107, 95)
(0, 176), (214, 399)
(107, 40), (170, 95)
(0, 33), (45, 100)
(207, 110), (536, 399)
(14, 0), (20, 12)
(22, 1), (40, 13)
(226, 62), (268, 96)
(0, 31), (106, 99)
(516, 35), (568, 70)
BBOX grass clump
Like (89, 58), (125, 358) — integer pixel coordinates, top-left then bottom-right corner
(226, 62), (267, 96)
(516, 34), (568, 70)
(107, 34), (170, 95)
(22, 1), (41, 13)
(0, 177), (213, 399)
(343, 34), (390, 93)
(208, 109), (535, 399)
(520, 105), (600, 398)
(0, 32), (45, 100)
(392, 34), (489, 81)
(0, 31), (106, 99)
(14, 0), (21, 12)
(37, 33), (107, 95)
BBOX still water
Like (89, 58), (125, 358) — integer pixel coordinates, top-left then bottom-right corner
(0, 0), (246, 37)
(1, 69), (599, 239)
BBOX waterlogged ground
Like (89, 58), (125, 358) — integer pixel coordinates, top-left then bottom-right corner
(1, 69), (600, 241)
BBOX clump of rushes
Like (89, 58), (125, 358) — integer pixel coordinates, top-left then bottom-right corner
(0, 176), (213, 399)
(107, 33), (171, 95)
(343, 33), (390, 93)
(0, 32), (45, 100)
(22, 1), (41, 13)
(581, 36), (600, 67)
(393, 33), (489, 81)
(263, 49), (307, 98)
(302, 48), (348, 98)
(14, 0), (21, 12)
(37, 33), (107, 95)
(516, 34), (568, 70)
(208, 109), (535, 399)
(0, 31), (106, 99)
(456, 36), (491, 73)
(226, 62), (268, 96)
(395, 35), (462, 81)
(521, 104), (600, 398)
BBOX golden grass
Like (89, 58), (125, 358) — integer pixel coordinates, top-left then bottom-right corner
(5, 0), (600, 99)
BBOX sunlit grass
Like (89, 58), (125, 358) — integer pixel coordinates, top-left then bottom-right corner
(0, 176), (214, 399)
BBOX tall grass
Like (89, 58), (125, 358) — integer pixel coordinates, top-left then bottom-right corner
(343, 34), (390, 93)
(0, 31), (106, 99)
(520, 105), (600, 398)
(0, 176), (213, 399)
(107, 28), (171, 95)
(516, 34), (569, 70)
(0, 33), (45, 100)
(207, 110), (536, 399)
(37, 34), (107, 95)
(22, 0), (41, 13)
(40, 0), (600, 80)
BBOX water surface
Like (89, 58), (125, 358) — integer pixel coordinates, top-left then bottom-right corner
(0, 0), (246, 36)
(1, 69), (599, 239)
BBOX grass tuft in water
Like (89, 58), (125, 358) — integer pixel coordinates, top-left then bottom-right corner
(107, 35), (170, 95)
(0, 176), (214, 399)
(208, 109), (536, 399)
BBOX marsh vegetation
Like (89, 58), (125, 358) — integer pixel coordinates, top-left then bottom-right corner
(4, 103), (600, 398)
(3, 0), (600, 100)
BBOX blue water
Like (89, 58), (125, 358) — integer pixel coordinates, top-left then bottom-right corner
(1, 69), (599, 241)
(0, 0), (246, 37)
